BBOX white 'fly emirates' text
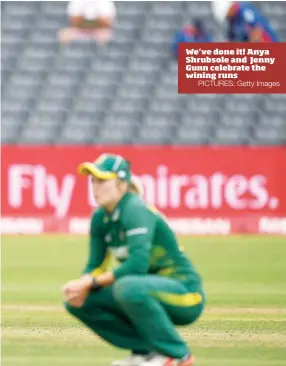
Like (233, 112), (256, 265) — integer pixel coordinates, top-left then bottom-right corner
(7, 164), (279, 216)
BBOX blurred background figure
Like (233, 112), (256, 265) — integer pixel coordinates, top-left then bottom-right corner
(212, 0), (280, 42)
(172, 19), (213, 58)
(59, 0), (116, 45)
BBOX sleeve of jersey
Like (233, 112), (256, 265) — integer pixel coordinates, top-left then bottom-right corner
(82, 210), (111, 277)
(113, 204), (156, 279)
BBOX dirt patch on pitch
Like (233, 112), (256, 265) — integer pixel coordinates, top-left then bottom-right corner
(3, 326), (286, 347)
(2, 304), (64, 312)
(205, 306), (286, 315)
(2, 304), (286, 316)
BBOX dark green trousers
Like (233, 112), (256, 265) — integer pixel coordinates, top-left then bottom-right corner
(65, 275), (205, 358)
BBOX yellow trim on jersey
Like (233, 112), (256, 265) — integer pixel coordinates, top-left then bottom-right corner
(78, 162), (117, 180)
(91, 250), (112, 277)
(157, 268), (176, 276)
(147, 203), (168, 220)
(153, 291), (203, 307)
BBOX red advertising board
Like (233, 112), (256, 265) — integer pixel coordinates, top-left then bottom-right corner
(1, 146), (286, 235)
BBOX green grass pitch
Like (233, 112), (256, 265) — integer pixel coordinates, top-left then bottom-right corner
(2, 235), (286, 366)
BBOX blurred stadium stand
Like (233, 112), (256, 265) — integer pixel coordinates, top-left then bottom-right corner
(1, 1), (286, 145)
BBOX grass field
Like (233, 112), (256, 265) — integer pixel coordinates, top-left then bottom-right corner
(2, 235), (286, 366)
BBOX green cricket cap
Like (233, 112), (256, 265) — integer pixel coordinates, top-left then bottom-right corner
(78, 153), (132, 183)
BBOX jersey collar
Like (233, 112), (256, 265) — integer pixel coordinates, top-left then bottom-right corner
(106, 192), (132, 222)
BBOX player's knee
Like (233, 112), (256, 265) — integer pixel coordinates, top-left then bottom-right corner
(64, 301), (84, 318)
(64, 301), (76, 314)
(113, 276), (146, 304)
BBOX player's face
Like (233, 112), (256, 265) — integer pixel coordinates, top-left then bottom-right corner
(91, 176), (120, 207)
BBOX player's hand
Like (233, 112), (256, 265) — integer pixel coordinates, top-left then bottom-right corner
(63, 276), (93, 308)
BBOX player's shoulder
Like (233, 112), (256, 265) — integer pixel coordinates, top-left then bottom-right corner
(123, 193), (163, 223)
(124, 192), (148, 212)
(90, 207), (106, 227)
(90, 206), (111, 235)
(121, 194), (153, 223)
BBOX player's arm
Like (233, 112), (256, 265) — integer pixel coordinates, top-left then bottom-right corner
(64, 210), (111, 300)
(81, 210), (111, 278)
(113, 204), (156, 279)
(63, 209), (110, 304)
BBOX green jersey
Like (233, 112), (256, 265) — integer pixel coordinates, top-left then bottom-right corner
(84, 192), (202, 286)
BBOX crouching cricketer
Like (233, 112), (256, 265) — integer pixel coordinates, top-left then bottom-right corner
(63, 153), (205, 366)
